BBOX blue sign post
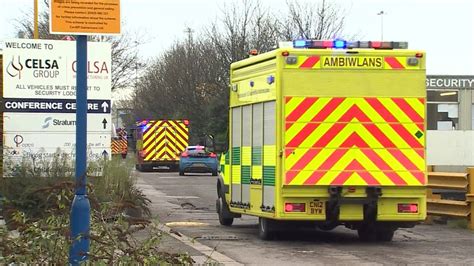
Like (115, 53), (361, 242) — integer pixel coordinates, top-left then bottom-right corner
(69, 35), (91, 264)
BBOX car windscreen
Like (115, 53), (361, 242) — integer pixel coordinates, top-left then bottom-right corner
(187, 150), (209, 157)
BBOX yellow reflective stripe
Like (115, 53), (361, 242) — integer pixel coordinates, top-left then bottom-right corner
(252, 165), (262, 179)
(232, 165), (241, 184)
(242, 146), (251, 166)
(263, 145), (276, 166)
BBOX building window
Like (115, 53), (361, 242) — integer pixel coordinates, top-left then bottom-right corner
(427, 90), (458, 130)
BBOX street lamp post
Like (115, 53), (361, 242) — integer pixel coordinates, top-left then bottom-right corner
(377, 11), (385, 41)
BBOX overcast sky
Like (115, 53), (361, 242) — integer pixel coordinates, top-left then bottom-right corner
(0, 0), (473, 75)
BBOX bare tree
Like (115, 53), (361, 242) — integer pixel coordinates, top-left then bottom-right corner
(279, 0), (347, 40)
(131, 0), (349, 145)
(15, 0), (143, 92)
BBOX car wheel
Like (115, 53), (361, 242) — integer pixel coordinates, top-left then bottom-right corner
(258, 217), (275, 240)
(179, 170), (184, 176)
(217, 197), (233, 226)
(212, 170), (218, 176)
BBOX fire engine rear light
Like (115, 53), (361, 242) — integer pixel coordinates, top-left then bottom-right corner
(183, 119), (189, 126)
(398, 203), (418, 213)
(285, 203), (306, 212)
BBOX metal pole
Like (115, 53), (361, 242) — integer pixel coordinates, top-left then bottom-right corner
(377, 11), (384, 41)
(381, 14), (384, 41)
(69, 35), (90, 264)
(33, 0), (38, 39)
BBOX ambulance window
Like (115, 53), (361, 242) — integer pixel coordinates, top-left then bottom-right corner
(242, 105), (252, 146)
(232, 107), (241, 147)
(427, 90), (459, 130)
(263, 101), (276, 144)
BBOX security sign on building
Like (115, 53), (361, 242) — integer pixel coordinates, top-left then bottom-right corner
(2, 39), (111, 170)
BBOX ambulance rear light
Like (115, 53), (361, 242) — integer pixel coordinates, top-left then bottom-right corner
(290, 40), (408, 49)
(284, 203), (306, 212)
(398, 203), (418, 213)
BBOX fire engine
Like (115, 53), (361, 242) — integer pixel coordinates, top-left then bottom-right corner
(135, 119), (189, 171)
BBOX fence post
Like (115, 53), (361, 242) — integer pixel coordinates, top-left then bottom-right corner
(467, 167), (474, 230)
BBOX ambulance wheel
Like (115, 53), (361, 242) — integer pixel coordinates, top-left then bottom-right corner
(357, 225), (377, 242)
(376, 228), (395, 242)
(258, 218), (275, 240)
(217, 197), (233, 226)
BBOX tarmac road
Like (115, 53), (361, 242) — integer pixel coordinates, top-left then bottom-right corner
(137, 170), (474, 265)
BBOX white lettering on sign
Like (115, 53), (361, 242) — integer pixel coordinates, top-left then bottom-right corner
(426, 77), (474, 89)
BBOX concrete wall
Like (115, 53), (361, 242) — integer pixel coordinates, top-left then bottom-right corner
(427, 130), (474, 170)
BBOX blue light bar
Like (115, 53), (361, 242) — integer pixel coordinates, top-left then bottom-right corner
(293, 40), (308, 48)
(334, 39), (346, 49)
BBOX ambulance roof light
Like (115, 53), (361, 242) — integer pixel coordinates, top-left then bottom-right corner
(288, 39), (408, 49)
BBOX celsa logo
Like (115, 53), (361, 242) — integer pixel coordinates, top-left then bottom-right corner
(42, 117), (52, 129)
(6, 56), (24, 79)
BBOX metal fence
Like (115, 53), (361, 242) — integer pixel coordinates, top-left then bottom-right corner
(427, 167), (474, 229)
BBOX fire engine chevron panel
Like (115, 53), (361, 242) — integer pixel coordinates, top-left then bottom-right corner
(216, 40), (427, 241)
(135, 119), (189, 171)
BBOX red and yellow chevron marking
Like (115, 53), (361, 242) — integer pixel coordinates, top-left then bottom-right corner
(284, 97), (425, 186)
(111, 139), (127, 154)
(142, 120), (189, 161)
(285, 55), (418, 70)
(286, 56), (321, 69)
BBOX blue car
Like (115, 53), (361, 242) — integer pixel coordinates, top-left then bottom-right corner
(179, 146), (218, 176)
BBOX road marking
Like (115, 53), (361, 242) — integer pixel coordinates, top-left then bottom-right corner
(137, 181), (243, 265)
(165, 221), (209, 227)
(165, 195), (200, 199)
(157, 222), (243, 265)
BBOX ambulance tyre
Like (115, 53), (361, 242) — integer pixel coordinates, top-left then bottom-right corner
(357, 225), (377, 242)
(376, 227), (395, 242)
(217, 197), (233, 226)
(258, 218), (275, 241)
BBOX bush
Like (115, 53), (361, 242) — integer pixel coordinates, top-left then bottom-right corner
(0, 152), (190, 263)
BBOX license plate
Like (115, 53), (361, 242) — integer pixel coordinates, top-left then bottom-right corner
(192, 163), (206, 167)
(309, 200), (324, 215)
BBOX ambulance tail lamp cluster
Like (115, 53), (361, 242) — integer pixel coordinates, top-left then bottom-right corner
(292, 39), (408, 50)
(397, 203), (419, 213)
(284, 203), (306, 212)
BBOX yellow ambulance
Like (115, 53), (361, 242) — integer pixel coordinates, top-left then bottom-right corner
(217, 40), (426, 241)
